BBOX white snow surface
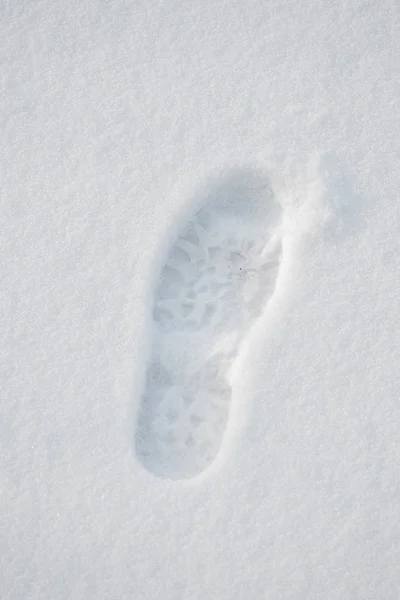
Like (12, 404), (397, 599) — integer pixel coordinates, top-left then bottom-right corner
(1, 0), (400, 598)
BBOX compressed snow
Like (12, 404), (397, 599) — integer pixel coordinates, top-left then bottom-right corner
(1, 0), (400, 598)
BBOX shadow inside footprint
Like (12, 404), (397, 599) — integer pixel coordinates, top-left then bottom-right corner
(134, 167), (284, 480)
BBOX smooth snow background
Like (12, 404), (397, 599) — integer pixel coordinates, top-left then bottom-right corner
(1, 0), (400, 598)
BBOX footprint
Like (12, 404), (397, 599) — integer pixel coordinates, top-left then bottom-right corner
(135, 169), (285, 479)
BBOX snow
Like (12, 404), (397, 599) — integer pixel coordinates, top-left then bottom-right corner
(1, 0), (400, 598)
